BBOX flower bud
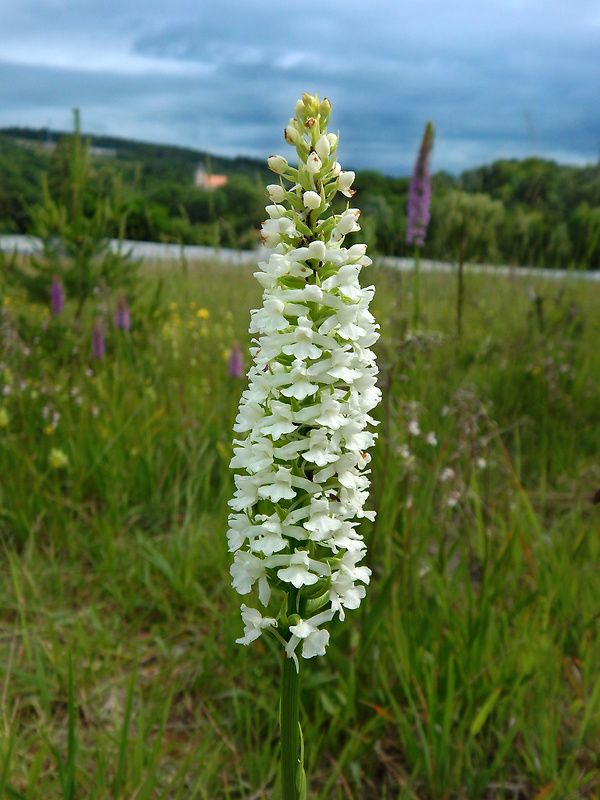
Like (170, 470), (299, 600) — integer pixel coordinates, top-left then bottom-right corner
(318, 97), (332, 118)
(266, 184), (286, 203)
(315, 134), (330, 161)
(306, 152), (322, 176)
(327, 133), (338, 149)
(303, 191), (321, 210)
(267, 155), (288, 174)
(301, 92), (318, 116)
(284, 121), (302, 146)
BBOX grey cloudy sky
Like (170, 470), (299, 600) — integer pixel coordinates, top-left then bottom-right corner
(1, 0), (599, 175)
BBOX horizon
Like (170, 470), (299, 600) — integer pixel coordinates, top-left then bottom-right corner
(3, 122), (598, 182)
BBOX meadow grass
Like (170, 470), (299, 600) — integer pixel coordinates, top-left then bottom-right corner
(1, 258), (600, 799)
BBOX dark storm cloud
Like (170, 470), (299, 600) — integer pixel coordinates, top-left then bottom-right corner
(1, 0), (599, 174)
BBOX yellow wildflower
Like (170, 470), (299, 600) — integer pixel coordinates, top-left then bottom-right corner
(44, 425), (55, 435)
(169, 301), (178, 311)
(196, 308), (210, 320)
(49, 448), (69, 469)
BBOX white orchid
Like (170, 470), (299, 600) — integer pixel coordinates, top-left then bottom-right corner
(228, 92), (381, 667)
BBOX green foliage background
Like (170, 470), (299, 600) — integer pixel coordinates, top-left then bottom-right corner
(2, 125), (600, 268)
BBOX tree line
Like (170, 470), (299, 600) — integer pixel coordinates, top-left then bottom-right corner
(1, 123), (599, 269)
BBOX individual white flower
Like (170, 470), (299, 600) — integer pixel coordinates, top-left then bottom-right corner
(337, 170), (356, 197)
(236, 605), (278, 645)
(277, 551), (320, 589)
(228, 93), (380, 661)
(257, 466), (296, 503)
(285, 610), (335, 659)
(307, 240), (327, 261)
(230, 551), (271, 606)
(330, 571), (366, 621)
(440, 467), (456, 482)
(407, 420), (421, 437)
(258, 401), (296, 439)
(227, 514), (254, 552)
(425, 431), (437, 446)
(335, 209), (361, 236)
(249, 514), (288, 556)
(303, 429), (338, 467)
(279, 360), (320, 401)
(303, 191), (321, 210)
(447, 491), (461, 508)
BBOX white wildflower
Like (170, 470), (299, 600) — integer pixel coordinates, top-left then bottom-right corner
(228, 93), (381, 662)
(303, 191), (321, 210)
(236, 605), (278, 646)
(337, 170), (356, 197)
(285, 609), (334, 660)
(440, 467), (456, 482)
(447, 491), (461, 508)
(407, 419), (421, 437)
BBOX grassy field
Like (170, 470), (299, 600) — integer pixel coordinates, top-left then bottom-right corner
(1, 258), (600, 799)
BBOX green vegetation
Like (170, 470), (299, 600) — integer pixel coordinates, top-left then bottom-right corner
(0, 254), (599, 798)
(7, 111), (136, 317)
(2, 122), (600, 268)
(0, 121), (271, 250)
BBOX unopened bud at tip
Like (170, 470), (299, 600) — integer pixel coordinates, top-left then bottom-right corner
(318, 97), (331, 118)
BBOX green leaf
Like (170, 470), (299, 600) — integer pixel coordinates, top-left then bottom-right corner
(470, 687), (501, 737)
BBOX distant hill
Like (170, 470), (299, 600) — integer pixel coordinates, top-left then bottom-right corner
(0, 126), (271, 185)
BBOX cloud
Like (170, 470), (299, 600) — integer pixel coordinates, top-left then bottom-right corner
(0, 0), (598, 175)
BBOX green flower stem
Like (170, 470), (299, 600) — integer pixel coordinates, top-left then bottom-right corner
(413, 243), (421, 329)
(280, 651), (301, 800)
